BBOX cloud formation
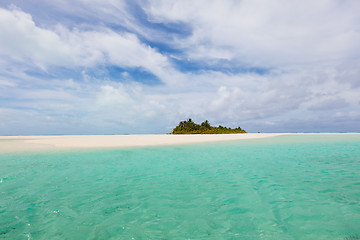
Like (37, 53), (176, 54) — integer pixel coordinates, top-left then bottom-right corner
(0, 1), (359, 134)
(144, 0), (360, 66)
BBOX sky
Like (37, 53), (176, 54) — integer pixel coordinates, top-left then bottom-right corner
(0, 0), (359, 135)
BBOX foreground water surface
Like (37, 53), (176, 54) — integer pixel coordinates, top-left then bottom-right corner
(0, 134), (360, 239)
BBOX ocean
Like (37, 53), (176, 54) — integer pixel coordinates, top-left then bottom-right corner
(0, 134), (360, 239)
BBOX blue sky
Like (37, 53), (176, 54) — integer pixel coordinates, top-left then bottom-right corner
(0, 0), (360, 135)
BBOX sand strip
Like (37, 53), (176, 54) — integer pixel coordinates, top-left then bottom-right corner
(0, 133), (292, 152)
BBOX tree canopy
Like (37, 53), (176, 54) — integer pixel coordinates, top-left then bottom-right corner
(172, 119), (246, 134)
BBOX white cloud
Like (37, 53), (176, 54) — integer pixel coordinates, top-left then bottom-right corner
(0, 1), (359, 134)
(1, 62), (359, 134)
(0, 79), (16, 88)
(143, 0), (360, 67)
(0, 6), (173, 82)
(308, 97), (348, 111)
(0, 6), (73, 68)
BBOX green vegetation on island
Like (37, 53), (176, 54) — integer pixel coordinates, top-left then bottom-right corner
(172, 119), (246, 134)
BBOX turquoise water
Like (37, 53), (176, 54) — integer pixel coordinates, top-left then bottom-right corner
(0, 134), (360, 239)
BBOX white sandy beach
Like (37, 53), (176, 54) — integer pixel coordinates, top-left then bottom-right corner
(0, 133), (292, 152)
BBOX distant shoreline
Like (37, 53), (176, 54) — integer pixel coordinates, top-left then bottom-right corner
(0, 133), (293, 152)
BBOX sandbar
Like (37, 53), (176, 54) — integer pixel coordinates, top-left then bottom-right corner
(0, 133), (292, 152)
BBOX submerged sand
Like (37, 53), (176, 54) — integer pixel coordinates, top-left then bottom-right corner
(0, 133), (292, 152)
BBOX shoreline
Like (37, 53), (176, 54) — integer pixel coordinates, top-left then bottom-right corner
(0, 133), (292, 152)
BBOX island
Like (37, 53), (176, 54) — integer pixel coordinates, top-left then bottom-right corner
(172, 119), (246, 134)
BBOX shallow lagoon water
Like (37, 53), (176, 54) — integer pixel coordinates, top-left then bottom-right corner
(0, 134), (360, 239)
